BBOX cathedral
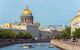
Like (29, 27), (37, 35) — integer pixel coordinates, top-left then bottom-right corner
(0, 6), (40, 38)
(0, 6), (59, 40)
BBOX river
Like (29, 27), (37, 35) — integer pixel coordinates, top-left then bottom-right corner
(0, 43), (61, 50)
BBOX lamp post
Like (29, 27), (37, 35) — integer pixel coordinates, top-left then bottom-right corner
(50, 29), (53, 39)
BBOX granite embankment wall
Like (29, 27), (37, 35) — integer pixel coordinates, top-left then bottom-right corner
(50, 40), (80, 50)
(0, 42), (15, 47)
(0, 39), (16, 47)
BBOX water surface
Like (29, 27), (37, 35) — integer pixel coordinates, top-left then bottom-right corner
(0, 43), (60, 50)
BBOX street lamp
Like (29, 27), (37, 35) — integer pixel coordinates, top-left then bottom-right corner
(50, 29), (53, 39)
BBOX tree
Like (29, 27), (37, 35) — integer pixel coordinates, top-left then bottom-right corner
(0, 29), (16, 39)
(54, 26), (71, 39)
(72, 28), (80, 39)
(24, 32), (32, 39)
(7, 30), (16, 39)
(0, 28), (32, 39)
(17, 32), (24, 39)
(17, 32), (32, 39)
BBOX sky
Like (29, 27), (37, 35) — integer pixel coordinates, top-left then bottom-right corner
(0, 0), (80, 26)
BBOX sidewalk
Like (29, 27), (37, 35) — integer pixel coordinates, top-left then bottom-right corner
(50, 40), (80, 50)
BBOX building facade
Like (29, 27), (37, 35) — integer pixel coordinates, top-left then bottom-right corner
(38, 25), (65, 39)
(71, 10), (80, 33)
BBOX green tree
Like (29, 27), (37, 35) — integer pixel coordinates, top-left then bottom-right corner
(0, 29), (9, 39)
(7, 30), (16, 39)
(54, 26), (71, 39)
(17, 32), (24, 39)
(17, 32), (32, 39)
(0, 29), (16, 39)
(24, 32), (32, 39)
(0, 28), (32, 39)
(73, 28), (80, 39)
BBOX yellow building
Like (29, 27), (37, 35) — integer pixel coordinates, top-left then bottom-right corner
(71, 10), (80, 33)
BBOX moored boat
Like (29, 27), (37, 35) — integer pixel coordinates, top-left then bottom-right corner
(21, 44), (33, 48)
(49, 43), (54, 48)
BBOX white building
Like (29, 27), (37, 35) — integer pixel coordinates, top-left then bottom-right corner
(47, 25), (65, 31)
(38, 25), (65, 39)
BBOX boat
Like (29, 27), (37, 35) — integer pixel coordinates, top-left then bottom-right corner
(21, 44), (33, 48)
(49, 43), (54, 48)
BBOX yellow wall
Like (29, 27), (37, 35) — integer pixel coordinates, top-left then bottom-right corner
(3, 23), (12, 28)
(71, 15), (80, 33)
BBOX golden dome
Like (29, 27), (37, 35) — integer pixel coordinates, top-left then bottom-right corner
(22, 6), (32, 15)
